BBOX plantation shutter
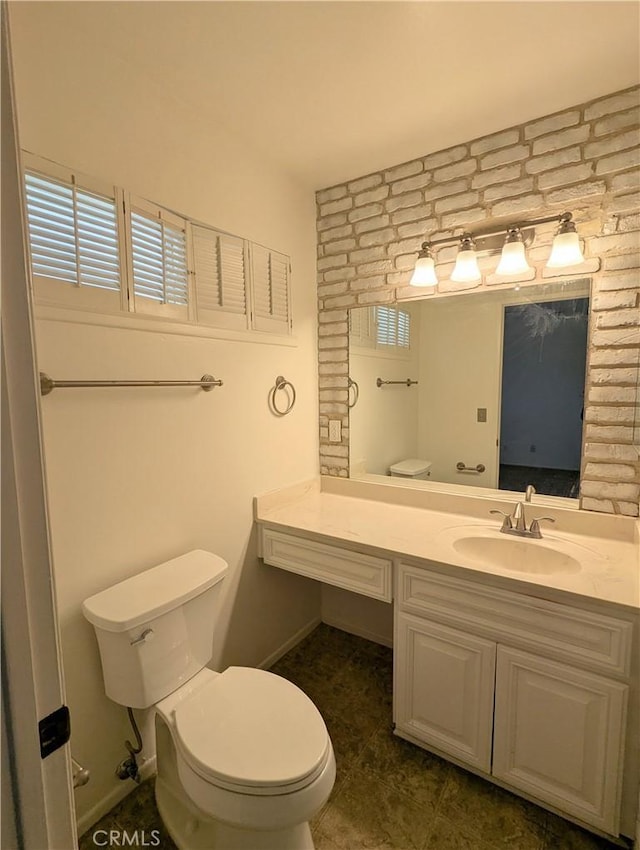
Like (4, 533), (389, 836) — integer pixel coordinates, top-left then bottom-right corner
(349, 306), (376, 348)
(397, 308), (411, 348)
(23, 155), (294, 338)
(375, 306), (396, 346)
(23, 158), (123, 311)
(25, 173), (77, 285)
(192, 225), (248, 330)
(128, 197), (190, 320)
(251, 244), (291, 334)
(375, 306), (411, 350)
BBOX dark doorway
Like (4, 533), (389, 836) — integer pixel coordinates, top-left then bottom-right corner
(499, 298), (589, 498)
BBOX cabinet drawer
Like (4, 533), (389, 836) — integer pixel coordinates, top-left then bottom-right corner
(398, 563), (632, 677)
(262, 528), (393, 601)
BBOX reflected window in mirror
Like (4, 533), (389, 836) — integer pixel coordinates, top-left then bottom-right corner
(349, 304), (412, 352)
(348, 279), (590, 500)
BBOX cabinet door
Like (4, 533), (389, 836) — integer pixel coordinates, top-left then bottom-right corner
(493, 646), (628, 834)
(395, 613), (496, 772)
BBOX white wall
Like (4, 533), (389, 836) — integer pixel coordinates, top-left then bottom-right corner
(349, 306), (421, 476)
(9, 3), (320, 831)
(418, 296), (502, 488)
(321, 585), (393, 646)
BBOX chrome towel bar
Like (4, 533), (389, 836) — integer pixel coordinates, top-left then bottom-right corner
(456, 461), (486, 473)
(376, 378), (418, 388)
(40, 372), (223, 396)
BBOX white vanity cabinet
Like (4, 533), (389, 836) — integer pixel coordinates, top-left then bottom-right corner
(257, 511), (637, 840)
(394, 562), (633, 835)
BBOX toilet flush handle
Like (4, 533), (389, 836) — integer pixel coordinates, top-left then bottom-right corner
(130, 628), (154, 647)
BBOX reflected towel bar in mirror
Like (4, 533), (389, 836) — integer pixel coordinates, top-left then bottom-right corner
(376, 378), (418, 387)
(39, 372), (223, 396)
(456, 462), (486, 474)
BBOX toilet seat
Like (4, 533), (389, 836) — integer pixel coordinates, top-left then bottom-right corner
(173, 667), (331, 796)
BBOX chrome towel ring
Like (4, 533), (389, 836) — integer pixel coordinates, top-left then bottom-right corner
(269, 375), (296, 416)
(348, 377), (359, 409)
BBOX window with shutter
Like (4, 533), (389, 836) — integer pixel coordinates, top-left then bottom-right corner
(23, 153), (293, 339)
(192, 225), (249, 330)
(375, 305), (411, 350)
(251, 244), (291, 334)
(126, 197), (190, 320)
(23, 154), (124, 312)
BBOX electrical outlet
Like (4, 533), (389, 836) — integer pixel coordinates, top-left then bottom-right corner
(477, 407), (487, 423)
(329, 420), (342, 443)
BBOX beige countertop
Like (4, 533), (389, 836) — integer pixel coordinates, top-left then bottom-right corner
(255, 478), (640, 612)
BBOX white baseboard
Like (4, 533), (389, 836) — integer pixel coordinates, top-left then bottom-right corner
(257, 616), (322, 670)
(76, 755), (157, 838)
(321, 615), (393, 648)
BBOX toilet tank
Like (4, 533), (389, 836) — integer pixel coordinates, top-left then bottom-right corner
(82, 550), (228, 709)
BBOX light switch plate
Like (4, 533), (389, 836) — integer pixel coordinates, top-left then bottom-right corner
(329, 420), (342, 442)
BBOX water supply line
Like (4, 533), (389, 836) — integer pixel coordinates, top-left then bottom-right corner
(125, 707), (143, 755)
(116, 707), (144, 783)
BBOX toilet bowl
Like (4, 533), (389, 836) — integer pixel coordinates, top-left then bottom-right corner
(156, 667), (335, 840)
(82, 551), (336, 850)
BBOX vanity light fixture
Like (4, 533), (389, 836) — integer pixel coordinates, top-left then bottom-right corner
(450, 234), (481, 283)
(495, 227), (532, 276)
(410, 211), (584, 287)
(546, 212), (585, 268)
(409, 244), (438, 287)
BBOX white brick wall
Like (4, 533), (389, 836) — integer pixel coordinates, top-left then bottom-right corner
(316, 86), (640, 515)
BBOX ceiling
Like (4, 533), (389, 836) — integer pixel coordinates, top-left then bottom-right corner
(10, 1), (640, 189)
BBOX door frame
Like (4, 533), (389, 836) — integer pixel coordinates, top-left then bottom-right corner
(1, 4), (77, 847)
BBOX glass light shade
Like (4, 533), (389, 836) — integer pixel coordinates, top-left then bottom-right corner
(546, 231), (584, 268)
(495, 240), (532, 276)
(451, 249), (481, 283)
(410, 255), (438, 287)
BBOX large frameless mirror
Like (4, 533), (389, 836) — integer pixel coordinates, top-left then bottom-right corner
(348, 279), (591, 500)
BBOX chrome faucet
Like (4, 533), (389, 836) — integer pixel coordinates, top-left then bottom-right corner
(490, 501), (555, 539)
(525, 484), (536, 503)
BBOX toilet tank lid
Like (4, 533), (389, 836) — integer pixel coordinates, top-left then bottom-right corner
(390, 458), (432, 475)
(82, 550), (228, 633)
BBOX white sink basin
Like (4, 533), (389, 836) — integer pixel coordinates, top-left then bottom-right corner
(434, 522), (608, 576)
(452, 535), (582, 575)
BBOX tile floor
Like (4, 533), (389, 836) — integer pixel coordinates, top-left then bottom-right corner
(80, 624), (622, 850)
(498, 465), (580, 499)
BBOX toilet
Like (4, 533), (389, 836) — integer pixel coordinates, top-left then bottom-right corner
(82, 550), (336, 850)
(389, 458), (432, 480)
